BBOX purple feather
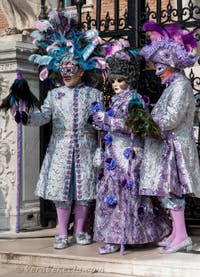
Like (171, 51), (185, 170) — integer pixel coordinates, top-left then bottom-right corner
(165, 23), (181, 34)
(182, 31), (198, 51)
(166, 23), (198, 51)
(143, 21), (168, 37)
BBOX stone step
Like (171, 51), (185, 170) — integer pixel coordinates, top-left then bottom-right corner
(1, 264), (131, 277)
(0, 237), (200, 277)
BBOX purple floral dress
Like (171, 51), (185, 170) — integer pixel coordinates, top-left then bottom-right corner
(93, 89), (171, 245)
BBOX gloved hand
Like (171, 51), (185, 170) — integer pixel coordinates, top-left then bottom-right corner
(92, 111), (105, 123)
(14, 111), (28, 125)
(21, 111), (28, 125)
(14, 111), (21, 124)
(87, 114), (93, 125)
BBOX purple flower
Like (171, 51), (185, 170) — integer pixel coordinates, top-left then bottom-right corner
(121, 179), (128, 188)
(57, 92), (65, 99)
(129, 178), (134, 190)
(104, 134), (113, 146)
(123, 147), (131, 159)
(121, 178), (134, 190)
(105, 158), (117, 170)
(121, 179), (127, 189)
(106, 107), (115, 117)
(104, 195), (117, 207)
(90, 101), (103, 113)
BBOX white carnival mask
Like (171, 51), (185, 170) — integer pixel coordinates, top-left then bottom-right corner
(111, 78), (129, 94)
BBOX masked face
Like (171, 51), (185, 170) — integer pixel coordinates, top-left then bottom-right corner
(155, 63), (168, 77)
(111, 78), (128, 94)
(60, 60), (83, 88)
(155, 63), (175, 84)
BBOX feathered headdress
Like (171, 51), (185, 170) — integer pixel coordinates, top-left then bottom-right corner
(107, 48), (142, 89)
(103, 38), (144, 90)
(140, 21), (199, 70)
(29, 10), (107, 83)
(102, 40), (161, 139)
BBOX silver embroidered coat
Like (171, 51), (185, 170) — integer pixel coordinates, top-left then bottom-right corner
(139, 73), (200, 197)
(28, 85), (102, 202)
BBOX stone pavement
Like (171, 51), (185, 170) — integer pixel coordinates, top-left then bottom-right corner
(0, 228), (200, 277)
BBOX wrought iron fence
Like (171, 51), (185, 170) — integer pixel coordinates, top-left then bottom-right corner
(82, 0), (200, 91)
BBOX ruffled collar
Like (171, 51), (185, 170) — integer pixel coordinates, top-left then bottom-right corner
(112, 87), (132, 103)
(163, 71), (185, 86)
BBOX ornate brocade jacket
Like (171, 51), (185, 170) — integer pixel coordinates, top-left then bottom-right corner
(28, 85), (102, 202)
(139, 74), (200, 197)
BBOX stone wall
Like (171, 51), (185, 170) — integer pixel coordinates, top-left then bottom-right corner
(0, 0), (57, 34)
(0, 9), (8, 33)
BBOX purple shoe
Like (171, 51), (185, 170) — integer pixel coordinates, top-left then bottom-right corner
(99, 244), (120, 255)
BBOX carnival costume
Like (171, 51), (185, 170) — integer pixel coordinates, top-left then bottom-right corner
(27, 11), (107, 249)
(140, 21), (200, 253)
(92, 46), (171, 255)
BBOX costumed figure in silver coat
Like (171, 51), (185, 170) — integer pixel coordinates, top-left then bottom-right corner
(140, 21), (200, 254)
(25, 11), (107, 249)
(91, 42), (172, 255)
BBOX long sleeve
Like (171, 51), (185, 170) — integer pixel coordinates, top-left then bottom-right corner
(93, 112), (131, 133)
(92, 90), (133, 133)
(104, 115), (131, 133)
(28, 90), (52, 127)
(153, 79), (191, 132)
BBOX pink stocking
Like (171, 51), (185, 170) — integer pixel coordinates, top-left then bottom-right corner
(74, 204), (89, 233)
(164, 210), (176, 241)
(56, 207), (71, 236)
(168, 209), (188, 247)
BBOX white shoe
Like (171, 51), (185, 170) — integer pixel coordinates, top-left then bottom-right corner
(53, 235), (68, 249)
(74, 232), (92, 245)
(157, 237), (172, 247)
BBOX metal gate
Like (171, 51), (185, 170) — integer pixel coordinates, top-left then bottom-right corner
(39, 0), (200, 227)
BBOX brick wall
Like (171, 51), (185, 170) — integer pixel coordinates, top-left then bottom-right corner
(147, 0), (172, 10)
(87, 0), (175, 25)
(90, 0), (128, 19)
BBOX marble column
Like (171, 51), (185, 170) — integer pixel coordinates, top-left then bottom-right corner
(0, 34), (40, 231)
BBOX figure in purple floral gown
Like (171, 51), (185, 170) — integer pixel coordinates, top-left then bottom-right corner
(92, 47), (171, 255)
